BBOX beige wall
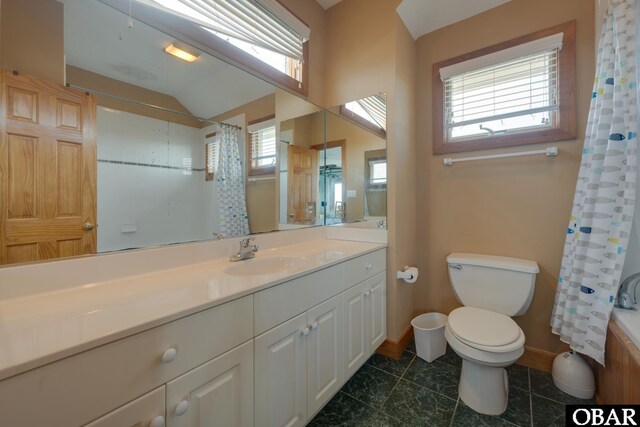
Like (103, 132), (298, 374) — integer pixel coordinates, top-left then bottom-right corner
(324, 0), (396, 108)
(1, 0), (64, 84)
(414, 0), (595, 353)
(386, 13), (418, 340)
(326, 0), (418, 340)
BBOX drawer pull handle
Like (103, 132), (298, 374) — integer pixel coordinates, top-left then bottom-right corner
(175, 400), (190, 416)
(366, 263), (373, 270)
(301, 327), (311, 337)
(311, 321), (319, 331)
(364, 290), (371, 297)
(162, 347), (178, 363)
(149, 415), (165, 427)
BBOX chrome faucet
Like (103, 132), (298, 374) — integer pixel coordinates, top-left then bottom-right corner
(615, 272), (640, 310)
(229, 237), (259, 262)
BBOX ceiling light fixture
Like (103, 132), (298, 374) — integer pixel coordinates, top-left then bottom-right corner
(163, 42), (200, 62)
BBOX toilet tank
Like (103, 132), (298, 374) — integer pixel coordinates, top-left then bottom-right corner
(446, 253), (539, 316)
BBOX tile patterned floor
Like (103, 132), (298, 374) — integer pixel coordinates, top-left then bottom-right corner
(309, 340), (594, 426)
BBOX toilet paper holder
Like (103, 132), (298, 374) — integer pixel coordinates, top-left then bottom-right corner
(397, 266), (419, 283)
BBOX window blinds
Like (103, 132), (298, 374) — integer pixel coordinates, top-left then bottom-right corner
(357, 94), (386, 131)
(139, 0), (309, 61)
(345, 94), (387, 131)
(369, 159), (387, 185)
(440, 33), (563, 132)
(249, 119), (276, 172)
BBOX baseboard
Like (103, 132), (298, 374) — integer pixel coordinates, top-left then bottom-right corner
(516, 346), (556, 373)
(377, 325), (557, 372)
(376, 323), (414, 360)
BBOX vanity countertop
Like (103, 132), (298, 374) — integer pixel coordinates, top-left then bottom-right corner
(612, 305), (640, 350)
(0, 239), (386, 381)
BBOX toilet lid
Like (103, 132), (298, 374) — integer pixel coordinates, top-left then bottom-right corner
(448, 307), (522, 347)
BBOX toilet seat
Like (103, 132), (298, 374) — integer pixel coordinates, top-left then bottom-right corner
(447, 307), (524, 353)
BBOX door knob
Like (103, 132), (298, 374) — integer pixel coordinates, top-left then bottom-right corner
(83, 221), (95, 231)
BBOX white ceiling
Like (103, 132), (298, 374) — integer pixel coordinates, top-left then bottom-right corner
(396, 0), (512, 40)
(315, 0), (511, 40)
(62, 0), (275, 119)
(315, 0), (342, 9)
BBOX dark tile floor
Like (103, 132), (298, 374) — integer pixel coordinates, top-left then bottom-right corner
(309, 340), (594, 426)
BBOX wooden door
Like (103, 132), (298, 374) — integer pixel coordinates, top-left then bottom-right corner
(287, 145), (317, 224)
(254, 313), (308, 427)
(0, 70), (97, 264)
(307, 295), (342, 417)
(342, 282), (367, 379)
(166, 341), (254, 427)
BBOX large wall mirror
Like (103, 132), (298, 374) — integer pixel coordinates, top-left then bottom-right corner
(2, 0), (324, 264)
(0, 0), (327, 265)
(324, 94), (387, 227)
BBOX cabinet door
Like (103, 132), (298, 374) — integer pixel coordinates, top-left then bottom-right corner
(366, 272), (386, 352)
(255, 313), (308, 427)
(307, 294), (343, 417)
(342, 282), (367, 379)
(84, 386), (165, 427)
(166, 341), (253, 427)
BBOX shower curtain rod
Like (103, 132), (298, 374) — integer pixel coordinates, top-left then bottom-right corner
(66, 83), (243, 130)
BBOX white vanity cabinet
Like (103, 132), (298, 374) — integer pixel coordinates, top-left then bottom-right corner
(254, 249), (386, 427)
(0, 247), (386, 427)
(254, 294), (344, 427)
(0, 295), (254, 427)
(84, 386), (166, 427)
(343, 272), (387, 379)
(254, 313), (309, 427)
(166, 340), (254, 427)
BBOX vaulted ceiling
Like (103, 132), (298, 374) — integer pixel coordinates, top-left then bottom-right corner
(315, 0), (512, 40)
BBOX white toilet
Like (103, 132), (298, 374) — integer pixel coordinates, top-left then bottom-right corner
(444, 253), (539, 415)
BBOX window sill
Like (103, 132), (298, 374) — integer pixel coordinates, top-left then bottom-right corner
(433, 127), (576, 155)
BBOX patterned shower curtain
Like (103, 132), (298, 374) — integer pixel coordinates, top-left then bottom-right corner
(551, 0), (638, 365)
(216, 124), (250, 238)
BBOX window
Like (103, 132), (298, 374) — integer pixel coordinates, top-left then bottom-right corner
(340, 94), (387, 138)
(205, 131), (218, 181)
(369, 159), (387, 186)
(432, 21), (576, 154)
(248, 116), (276, 175)
(128, 0), (309, 93)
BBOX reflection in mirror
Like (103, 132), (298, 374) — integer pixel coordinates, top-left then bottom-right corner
(325, 94), (387, 226)
(0, 0), (322, 265)
(277, 106), (324, 229)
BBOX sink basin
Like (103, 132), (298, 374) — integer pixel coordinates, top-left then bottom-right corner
(224, 256), (309, 276)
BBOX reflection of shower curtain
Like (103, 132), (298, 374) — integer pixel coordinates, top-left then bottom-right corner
(551, 0), (638, 365)
(216, 124), (250, 237)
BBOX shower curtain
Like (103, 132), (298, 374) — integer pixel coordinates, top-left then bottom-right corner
(216, 124), (250, 238)
(551, 0), (638, 365)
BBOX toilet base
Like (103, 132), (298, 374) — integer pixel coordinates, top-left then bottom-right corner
(458, 360), (509, 415)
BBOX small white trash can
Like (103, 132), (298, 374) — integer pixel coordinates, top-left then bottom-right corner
(411, 313), (448, 363)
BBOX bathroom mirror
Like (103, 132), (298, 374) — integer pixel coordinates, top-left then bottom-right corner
(0, 0), (325, 265)
(324, 95), (387, 226)
(277, 107), (325, 229)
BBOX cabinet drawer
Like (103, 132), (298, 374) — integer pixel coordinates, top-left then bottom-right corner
(0, 295), (253, 427)
(85, 386), (165, 427)
(342, 249), (386, 290)
(254, 265), (341, 336)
